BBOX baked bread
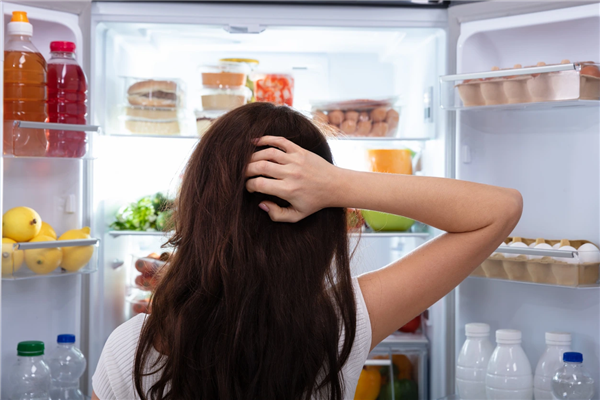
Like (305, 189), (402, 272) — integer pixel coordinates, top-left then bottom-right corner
(125, 120), (180, 135)
(127, 80), (179, 108)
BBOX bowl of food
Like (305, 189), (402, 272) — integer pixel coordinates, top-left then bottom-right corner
(360, 210), (414, 232)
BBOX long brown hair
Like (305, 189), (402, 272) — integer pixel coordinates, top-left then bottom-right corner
(134, 102), (357, 400)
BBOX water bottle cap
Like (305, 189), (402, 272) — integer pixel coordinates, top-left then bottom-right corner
(545, 331), (571, 345)
(496, 329), (521, 343)
(17, 341), (44, 356)
(465, 323), (490, 337)
(50, 41), (76, 53)
(563, 352), (583, 363)
(57, 334), (76, 343)
(8, 11), (33, 36)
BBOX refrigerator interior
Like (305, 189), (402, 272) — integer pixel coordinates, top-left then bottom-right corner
(453, 3), (600, 396)
(0, 2), (88, 398)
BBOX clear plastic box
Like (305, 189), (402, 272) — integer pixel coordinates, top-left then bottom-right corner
(441, 62), (600, 110)
(201, 86), (251, 111)
(473, 237), (600, 287)
(310, 98), (401, 138)
(201, 62), (250, 89)
(123, 77), (185, 109)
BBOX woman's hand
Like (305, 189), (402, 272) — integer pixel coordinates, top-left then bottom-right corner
(245, 136), (339, 222)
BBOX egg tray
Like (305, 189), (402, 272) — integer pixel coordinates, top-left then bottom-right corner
(471, 238), (599, 287)
(457, 69), (600, 107)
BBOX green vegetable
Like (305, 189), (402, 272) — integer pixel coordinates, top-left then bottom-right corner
(378, 379), (418, 400)
(110, 192), (174, 232)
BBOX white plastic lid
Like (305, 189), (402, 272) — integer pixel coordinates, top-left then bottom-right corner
(465, 323), (490, 337)
(545, 332), (571, 345)
(8, 21), (33, 36)
(496, 329), (522, 343)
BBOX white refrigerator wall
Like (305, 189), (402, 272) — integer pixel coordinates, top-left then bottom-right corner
(455, 4), (600, 396)
(0, 2), (87, 398)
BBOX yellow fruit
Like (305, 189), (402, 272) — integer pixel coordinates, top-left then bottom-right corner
(2, 238), (24, 276)
(39, 222), (57, 239)
(354, 368), (381, 400)
(2, 207), (42, 242)
(59, 227), (93, 272)
(25, 235), (62, 275)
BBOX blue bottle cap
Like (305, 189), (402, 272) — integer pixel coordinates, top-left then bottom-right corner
(563, 352), (583, 363)
(57, 334), (75, 344)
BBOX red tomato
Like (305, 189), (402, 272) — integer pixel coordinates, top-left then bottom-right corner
(399, 314), (421, 333)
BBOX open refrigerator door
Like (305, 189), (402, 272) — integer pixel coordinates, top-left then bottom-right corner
(437, 2), (600, 399)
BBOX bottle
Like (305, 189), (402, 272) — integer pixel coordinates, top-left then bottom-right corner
(534, 332), (572, 400)
(456, 323), (494, 399)
(47, 334), (86, 400)
(486, 329), (533, 399)
(46, 41), (88, 158)
(9, 341), (51, 400)
(4, 11), (47, 157)
(551, 352), (594, 400)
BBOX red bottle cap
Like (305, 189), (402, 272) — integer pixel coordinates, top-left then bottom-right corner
(50, 41), (76, 52)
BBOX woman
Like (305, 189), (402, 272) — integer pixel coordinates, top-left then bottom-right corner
(92, 103), (522, 400)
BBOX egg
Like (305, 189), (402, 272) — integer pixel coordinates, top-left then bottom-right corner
(313, 111), (328, 124)
(577, 243), (600, 264)
(358, 112), (370, 122)
(552, 242), (561, 249)
(356, 120), (372, 136)
(492, 242), (507, 257)
(581, 65), (600, 78)
(506, 238), (528, 259)
(340, 119), (357, 134)
(386, 109), (400, 129)
(370, 107), (388, 122)
(561, 59), (571, 64)
(558, 245), (578, 265)
(370, 122), (388, 137)
(345, 111), (359, 122)
(530, 243), (553, 260)
(529, 238), (545, 248)
(328, 110), (344, 126)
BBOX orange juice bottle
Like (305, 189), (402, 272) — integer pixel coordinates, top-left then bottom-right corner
(367, 149), (413, 175)
(3, 11), (47, 156)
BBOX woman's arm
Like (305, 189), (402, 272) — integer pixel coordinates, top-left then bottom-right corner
(246, 136), (522, 349)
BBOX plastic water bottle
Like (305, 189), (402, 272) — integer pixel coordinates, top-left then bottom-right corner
(47, 334), (86, 400)
(486, 329), (533, 399)
(534, 332), (572, 400)
(551, 352), (594, 400)
(9, 341), (51, 400)
(456, 322), (494, 399)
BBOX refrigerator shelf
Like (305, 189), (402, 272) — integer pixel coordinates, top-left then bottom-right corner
(444, 99), (599, 112)
(467, 275), (600, 289)
(106, 133), (200, 140)
(352, 231), (430, 239)
(380, 331), (429, 347)
(3, 121), (101, 159)
(109, 230), (172, 237)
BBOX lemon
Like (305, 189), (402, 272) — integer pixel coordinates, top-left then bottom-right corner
(2, 238), (24, 276)
(39, 222), (57, 239)
(24, 235), (62, 275)
(2, 207), (42, 242)
(59, 227), (94, 272)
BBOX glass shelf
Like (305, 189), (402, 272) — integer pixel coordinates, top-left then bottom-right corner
(2, 238), (100, 281)
(106, 133), (200, 140)
(3, 121), (101, 159)
(467, 275), (599, 289)
(108, 230), (172, 237)
(445, 99), (599, 112)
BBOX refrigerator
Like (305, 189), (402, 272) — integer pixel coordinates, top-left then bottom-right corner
(1, 1), (598, 399)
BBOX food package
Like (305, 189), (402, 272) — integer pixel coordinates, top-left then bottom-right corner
(195, 110), (221, 137)
(201, 86), (251, 111)
(254, 73), (294, 106)
(310, 98), (400, 138)
(201, 62), (250, 89)
(455, 61), (600, 108)
(474, 237), (599, 287)
(126, 78), (183, 108)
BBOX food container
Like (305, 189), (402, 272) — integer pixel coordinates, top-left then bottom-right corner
(125, 119), (180, 135)
(194, 110), (223, 137)
(442, 62), (600, 109)
(219, 58), (260, 101)
(367, 149), (413, 175)
(253, 73), (294, 106)
(311, 98), (401, 138)
(124, 105), (179, 121)
(123, 77), (185, 109)
(361, 210), (415, 232)
(201, 86), (251, 111)
(473, 237), (600, 287)
(201, 62), (250, 89)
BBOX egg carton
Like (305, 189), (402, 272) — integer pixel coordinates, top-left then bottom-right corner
(471, 237), (600, 287)
(455, 62), (600, 107)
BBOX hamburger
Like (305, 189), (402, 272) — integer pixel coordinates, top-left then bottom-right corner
(127, 80), (179, 108)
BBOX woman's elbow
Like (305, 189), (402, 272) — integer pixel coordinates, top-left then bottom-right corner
(503, 188), (523, 229)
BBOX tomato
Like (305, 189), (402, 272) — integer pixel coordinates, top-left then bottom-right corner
(399, 314), (421, 333)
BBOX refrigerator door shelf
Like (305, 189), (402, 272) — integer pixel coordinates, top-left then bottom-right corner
(2, 238), (99, 280)
(3, 121), (101, 159)
(467, 275), (600, 289)
(440, 63), (600, 110)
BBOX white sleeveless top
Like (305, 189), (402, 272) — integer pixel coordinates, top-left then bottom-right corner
(92, 278), (372, 400)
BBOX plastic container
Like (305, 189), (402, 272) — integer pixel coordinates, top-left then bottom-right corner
(201, 86), (251, 111)
(474, 237), (600, 287)
(47, 334), (86, 400)
(124, 77), (183, 108)
(456, 323), (494, 400)
(534, 332), (572, 400)
(194, 110), (222, 137)
(551, 352), (594, 400)
(360, 210), (414, 232)
(254, 73), (294, 106)
(124, 105), (178, 121)
(311, 98), (401, 138)
(4, 11), (47, 157)
(124, 119), (180, 136)
(201, 62), (250, 89)
(9, 341), (52, 400)
(46, 41), (88, 158)
(219, 58), (259, 100)
(486, 329), (533, 400)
